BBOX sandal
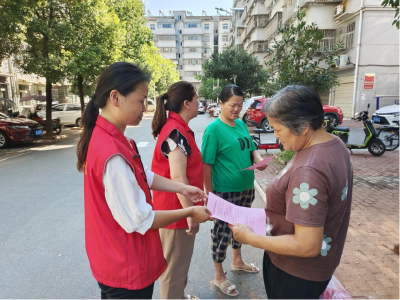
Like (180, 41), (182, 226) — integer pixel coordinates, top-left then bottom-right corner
(213, 279), (239, 297)
(231, 262), (259, 273)
(185, 294), (200, 299)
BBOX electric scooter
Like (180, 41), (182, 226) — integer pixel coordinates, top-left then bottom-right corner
(251, 128), (284, 152)
(326, 104), (386, 156)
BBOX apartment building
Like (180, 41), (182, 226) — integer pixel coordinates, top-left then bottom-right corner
(147, 11), (232, 91)
(0, 58), (81, 116)
(231, 0), (399, 117)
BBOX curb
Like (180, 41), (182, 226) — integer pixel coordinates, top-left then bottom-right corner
(254, 179), (266, 203)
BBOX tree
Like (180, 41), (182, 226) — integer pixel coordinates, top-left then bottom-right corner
(202, 48), (267, 95)
(65, 0), (122, 116)
(263, 11), (342, 97)
(382, 0), (399, 29)
(136, 43), (180, 101)
(196, 76), (230, 102)
(0, 0), (79, 137)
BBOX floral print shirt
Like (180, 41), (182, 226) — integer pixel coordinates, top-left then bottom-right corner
(265, 136), (353, 282)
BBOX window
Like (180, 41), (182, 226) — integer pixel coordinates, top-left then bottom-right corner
(66, 104), (81, 111)
(185, 71), (201, 76)
(150, 24), (155, 30)
(52, 105), (64, 111)
(222, 35), (229, 42)
(185, 59), (202, 64)
(158, 35), (176, 41)
(184, 22), (200, 28)
(158, 23), (174, 28)
(222, 23), (228, 30)
(183, 35), (202, 40)
(203, 36), (210, 42)
(204, 23), (210, 30)
(184, 47), (201, 53)
(160, 47), (175, 52)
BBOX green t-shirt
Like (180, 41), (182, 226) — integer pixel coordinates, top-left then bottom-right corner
(202, 118), (256, 193)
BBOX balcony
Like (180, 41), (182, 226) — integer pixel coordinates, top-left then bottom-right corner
(264, 0), (276, 13)
(246, 14), (269, 36)
(248, 41), (269, 53)
(335, 22), (355, 50)
(237, 26), (245, 36)
(300, 0), (344, 7)
(282, 0), (297, 25)
(318, 30), (336, 52)
(265, 12), (282, 41)
(239, 6), (248, 24)
(248, 0), (266, 15)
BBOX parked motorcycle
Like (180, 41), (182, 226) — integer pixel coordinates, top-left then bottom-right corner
(251, 128), (284, 153)
(31, 113), (62, 135)
(326, 104), (386, 156)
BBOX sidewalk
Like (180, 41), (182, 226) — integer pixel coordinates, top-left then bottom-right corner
(0, 127), (82, 161)
(254, 142), (399, 299)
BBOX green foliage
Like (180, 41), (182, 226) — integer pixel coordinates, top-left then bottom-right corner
(196, 76), (231, 102)
(264, 11), (342, 97)
(276, 150), (296, 164)
(202, 48), (267, 95)
(382, 0), (399, 29)
(135, 43), (180, 99)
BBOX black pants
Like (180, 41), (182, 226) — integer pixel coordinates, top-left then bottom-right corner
(98, 282), (154, 299)
(263, 252), (330, 299)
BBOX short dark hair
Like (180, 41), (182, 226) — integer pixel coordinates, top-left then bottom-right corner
(219, 85), (244, 103)
(262, 85), (324, 135)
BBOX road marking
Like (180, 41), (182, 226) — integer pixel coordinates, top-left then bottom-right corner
(137, 142), (149, 148)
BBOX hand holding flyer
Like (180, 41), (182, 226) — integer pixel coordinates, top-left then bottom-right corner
(239, 156), (275, 171)
(206, 192), (266, 235)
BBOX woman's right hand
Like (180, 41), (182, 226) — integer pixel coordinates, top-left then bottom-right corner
(190, 206), (214, 223)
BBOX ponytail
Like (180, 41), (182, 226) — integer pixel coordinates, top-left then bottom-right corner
(151, 93), (168, 138)
(76, 95), (99, 172)
(151, 81), (196, 139)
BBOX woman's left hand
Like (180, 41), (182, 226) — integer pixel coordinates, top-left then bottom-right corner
(229, 223), (255, 244)
(254, 157), (268, 171)
(181, 185), (208, 203)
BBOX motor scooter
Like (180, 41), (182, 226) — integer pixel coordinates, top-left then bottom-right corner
(326, 104), (386, 156)
(251, 128), (284, 152)
(31, 113), (62, 135)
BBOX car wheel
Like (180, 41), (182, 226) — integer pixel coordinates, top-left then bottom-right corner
(76, 118), (82, 127)
(0, 131), (9, 149)
(325, 114), (338, 126)
(243, 113), (248, 123)
(261, 119), (274, 133)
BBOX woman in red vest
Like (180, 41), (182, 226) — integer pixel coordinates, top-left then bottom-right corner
(151, 81), (204, 299)
(76, 62), (212, 299)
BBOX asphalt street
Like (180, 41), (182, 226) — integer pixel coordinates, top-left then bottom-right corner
(0, 113), (268, 299)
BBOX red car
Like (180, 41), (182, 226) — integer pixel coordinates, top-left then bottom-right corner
(0, 112), (43, 149)
(247, 98), (343, 133)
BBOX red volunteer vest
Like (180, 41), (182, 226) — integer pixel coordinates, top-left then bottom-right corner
(151, 112), (204, 229)
(84, 115), (166, 290)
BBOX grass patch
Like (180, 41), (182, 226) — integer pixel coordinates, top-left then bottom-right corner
(275, 150), (296, 165)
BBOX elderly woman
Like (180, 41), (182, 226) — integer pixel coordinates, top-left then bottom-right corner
(229, 85), (353, 299)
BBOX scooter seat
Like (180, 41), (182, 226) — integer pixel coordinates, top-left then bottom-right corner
(332, 126), (350, 132)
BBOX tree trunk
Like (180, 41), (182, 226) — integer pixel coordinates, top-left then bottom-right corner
(78, 74), (85, 120)
(45, 80), (53, 138)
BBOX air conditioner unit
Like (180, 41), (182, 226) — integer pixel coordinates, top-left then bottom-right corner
(340, 54), (348, 66)
(334, 5), (344, 16)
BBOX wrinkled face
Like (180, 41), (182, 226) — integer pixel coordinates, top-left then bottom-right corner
(220, 95), (243, 121)
(118, 81), (148, 126)
(268, 116), (308, 151)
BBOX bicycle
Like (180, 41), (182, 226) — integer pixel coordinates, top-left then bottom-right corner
(376, 118), (399, 151)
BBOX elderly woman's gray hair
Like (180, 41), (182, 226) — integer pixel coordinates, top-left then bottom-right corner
(262, 85), (325, 135)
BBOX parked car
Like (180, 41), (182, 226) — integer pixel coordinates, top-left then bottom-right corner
(0, 112), (43, 149)
(247, 98), (344, 133)
(146, 100), (156, 112)
(213, 107), (221, 117)
(198, 103), (206, 114)
(37, 103), (82, 126)
(0, 97), (19, 117)
(372, 104), (400, 126)
(239, 96), (263, 121)
(207, 103), (218, 115)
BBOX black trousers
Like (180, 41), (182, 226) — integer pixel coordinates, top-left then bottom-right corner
(98, 282), (154, 299)
(263, 252), (330, 299)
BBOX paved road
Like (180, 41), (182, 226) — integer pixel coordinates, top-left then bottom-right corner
(0, 113), (268, 299)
